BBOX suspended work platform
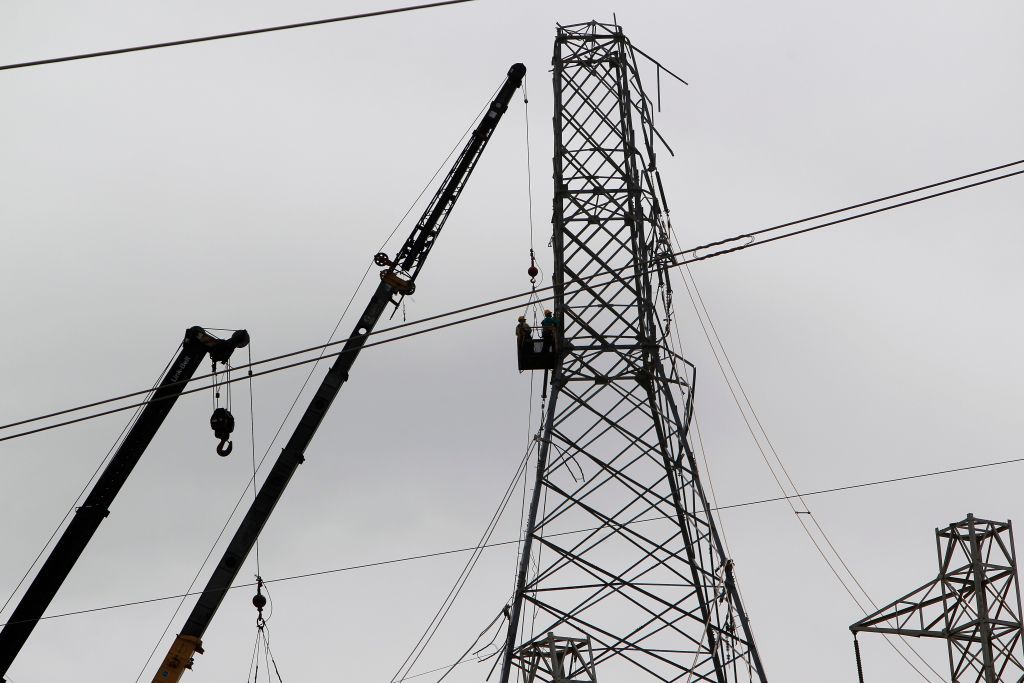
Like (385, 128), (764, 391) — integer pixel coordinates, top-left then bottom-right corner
(517, 332), (559, 371)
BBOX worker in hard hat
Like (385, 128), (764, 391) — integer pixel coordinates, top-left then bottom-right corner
(515, 315), (532, 349)
(541, 309), (558, 353)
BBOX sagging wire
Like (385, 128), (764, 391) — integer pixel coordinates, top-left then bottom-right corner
(432, 607), (510, 683)
(673, 256), (943, 682)
(510, 370), (537, 609)
(546, 439), (585, 483)
(388, 441), (534, 683)
(500, 351), (547, 683)
(680, 562), (730, 683)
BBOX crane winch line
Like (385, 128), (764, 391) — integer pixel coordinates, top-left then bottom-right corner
(148, 62), (526, 682)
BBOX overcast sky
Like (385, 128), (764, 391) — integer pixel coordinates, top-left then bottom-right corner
(1, 1), (1023, 682)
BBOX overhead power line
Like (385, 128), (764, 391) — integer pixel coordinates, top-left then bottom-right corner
(0, 0), (477, 72)
(2, 452), (1022, 629)
(0, 159), (1021, 445)
(684, 157), (1024, 256)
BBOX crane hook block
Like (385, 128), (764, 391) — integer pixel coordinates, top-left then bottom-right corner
(527, 248), (539, 281)
(210, 407), (235, 457)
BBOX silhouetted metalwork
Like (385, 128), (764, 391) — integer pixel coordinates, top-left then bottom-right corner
(851, 514), (1024, 683)
(498, 21), (767, 683)
(151, 63), (526, 683)
(0, 326), (249, 683)
(513, 633), (598, 683)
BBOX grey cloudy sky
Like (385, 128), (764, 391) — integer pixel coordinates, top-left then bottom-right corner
(1, 1), (1022, 681)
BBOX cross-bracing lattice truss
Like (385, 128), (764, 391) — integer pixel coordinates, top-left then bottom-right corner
(852, 515), (1024, 683)
(497, 21), (767, 683)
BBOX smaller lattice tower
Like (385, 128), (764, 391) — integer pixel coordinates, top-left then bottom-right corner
(851, 514), (1024, 683)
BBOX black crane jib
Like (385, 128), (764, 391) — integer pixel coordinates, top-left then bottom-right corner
(152, 62), (525, 683)
(0, 326), (249, 682)
(393, 63), (527, 280)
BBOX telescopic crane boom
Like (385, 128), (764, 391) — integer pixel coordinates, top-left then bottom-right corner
(152, 63), (526, 682)
(0, 326), (249, 682)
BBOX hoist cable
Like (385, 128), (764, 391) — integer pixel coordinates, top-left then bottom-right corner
(523, 78), (536, 251)
(1, 160), (1021, 446)
(247, 345), (261, 576)
(0, 0), (478, 73)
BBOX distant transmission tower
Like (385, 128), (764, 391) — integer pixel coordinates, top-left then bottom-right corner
(498, 21), (767, 683)
(851, 514), (1024, 683)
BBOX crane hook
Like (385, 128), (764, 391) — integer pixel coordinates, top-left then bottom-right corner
(210, 407), (235, 458)
(253, 576), (267, 627)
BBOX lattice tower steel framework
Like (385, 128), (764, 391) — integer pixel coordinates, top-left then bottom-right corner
(497, 21), (768, 683)
(851, 515), (1024, 683)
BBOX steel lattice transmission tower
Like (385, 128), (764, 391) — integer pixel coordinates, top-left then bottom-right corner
(498, 21), (768, 683)
(852, 515), (1024, 683)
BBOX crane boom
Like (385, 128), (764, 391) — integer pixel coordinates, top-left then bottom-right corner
(152, 63), (526, 682)
(0, 326), (249, 682)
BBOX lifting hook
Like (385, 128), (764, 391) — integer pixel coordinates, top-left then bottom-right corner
(210, 407), (235, 457)
(253, 576), (267, 628)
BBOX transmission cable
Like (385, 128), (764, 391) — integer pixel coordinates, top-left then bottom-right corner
(432, 608), (508, 683)
(674, 261), (942, 682)
(675, 256), (937, 679)
(1, 160), (1022, 445)
(389, 441), (533, 683)
(0, 88), (519, 442)
(3, 451), (1023, 630)
(0, 0), (477, 72)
